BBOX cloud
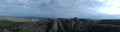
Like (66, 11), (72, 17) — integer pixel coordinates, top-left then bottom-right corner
(0, 0), (106, 18)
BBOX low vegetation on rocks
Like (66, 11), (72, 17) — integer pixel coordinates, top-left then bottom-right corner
(0, 17), (120, 32)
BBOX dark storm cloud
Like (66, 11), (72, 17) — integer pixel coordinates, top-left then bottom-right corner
(0, 0), (108, 19)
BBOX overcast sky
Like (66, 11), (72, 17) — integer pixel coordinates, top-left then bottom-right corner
(0, 0), (120, 19)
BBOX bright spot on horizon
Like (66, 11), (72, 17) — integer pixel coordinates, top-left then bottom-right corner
(98, 0), (120, 15)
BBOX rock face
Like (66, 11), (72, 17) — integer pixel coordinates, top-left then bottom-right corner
(49, 20), (65, 32)
(19, 19), (66, 32)
(49, 21), (58, 32)
(1, 18), (120, 32)
(19, 22), (47, 32)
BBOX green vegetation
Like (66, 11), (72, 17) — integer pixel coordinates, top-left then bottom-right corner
(0, 17), (119, 32)
(0, 20), (22, 30)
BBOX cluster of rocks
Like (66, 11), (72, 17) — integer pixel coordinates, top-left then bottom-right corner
(1, 18), (120, 32)
(19, 18), (84, 32)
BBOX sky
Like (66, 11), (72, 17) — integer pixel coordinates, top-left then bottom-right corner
(0, 0), (120, 19)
